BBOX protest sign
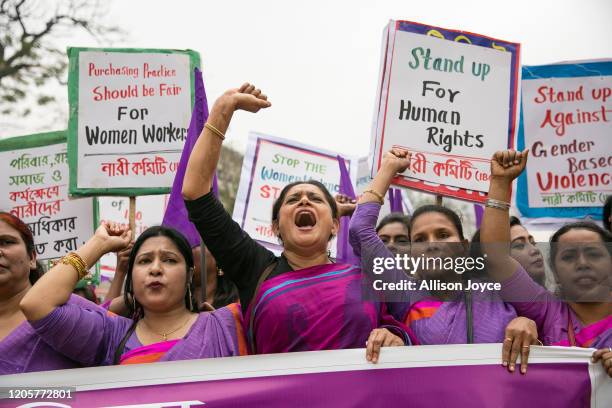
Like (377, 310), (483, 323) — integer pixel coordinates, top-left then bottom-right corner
(0, 131), (97, 277)
(67, 47), (200, 196)
(2, 345), (609, 407)
(371, 20), (520, 203)
(233, 132), (357, 256)
(517, 60), (612, 219)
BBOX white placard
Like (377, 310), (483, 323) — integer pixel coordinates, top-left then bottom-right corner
(372, 21), (520, 203)
(68, 48), (198, 195)
(233, 132), (357, 256)
(0, 133), (95, 261)
(522, 76), (611, 208)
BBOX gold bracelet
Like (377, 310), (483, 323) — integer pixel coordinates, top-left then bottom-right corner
(204, 122), (225, 141)
(363, 189), (384, 205)
(62, 253), (87, 280)
(61, 252), (89, 280)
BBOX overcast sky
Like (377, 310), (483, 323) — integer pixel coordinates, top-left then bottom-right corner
(3, 0), (611, 158)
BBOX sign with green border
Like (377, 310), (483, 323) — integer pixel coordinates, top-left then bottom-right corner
(67, 47), (200, 197)
(0, 130), (100, 284)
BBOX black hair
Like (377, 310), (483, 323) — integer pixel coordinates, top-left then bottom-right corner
(470, 216), (523, 245)
(509, 216), (522, 228)
(376, 212), (411, 235)
(30, 261), (45, 285)
(410, 205), (465, 240)
(212, 275), (240, 309)
(271, 180), (338, 226)
(549, 221), (612, 269)
(123, 226), (199, 319)
(604, 195), (612, 232)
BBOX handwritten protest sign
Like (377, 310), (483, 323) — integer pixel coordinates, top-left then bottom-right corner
(233, 132), (357, 255)
(517, 60), (612, 219)
(371, 20), (520, 203)
(0, 131), (96, 274)
(98, 194), (169, 277)
(67, 48), (200, 196)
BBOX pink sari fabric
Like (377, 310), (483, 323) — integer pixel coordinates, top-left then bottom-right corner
(245, 263), (408, 354)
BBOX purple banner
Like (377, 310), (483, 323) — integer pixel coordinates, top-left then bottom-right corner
(3, 345), (608, 408)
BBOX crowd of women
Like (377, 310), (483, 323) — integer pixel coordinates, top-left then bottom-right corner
(1, 83), (611, 378)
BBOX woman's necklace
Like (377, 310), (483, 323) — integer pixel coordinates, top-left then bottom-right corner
(141, 314), (193, 341)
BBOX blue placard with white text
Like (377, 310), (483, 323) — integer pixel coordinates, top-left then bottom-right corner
(516, 60), (612, 219)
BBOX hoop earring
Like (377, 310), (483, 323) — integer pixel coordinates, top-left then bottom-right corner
(187, 285), (194, 311)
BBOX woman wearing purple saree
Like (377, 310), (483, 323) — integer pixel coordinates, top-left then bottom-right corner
(0, 212), (93, 374)
(20, 223), (246, 367)
(480, 149), (612, 376)
(182, 83), (410, 362)
(349, 149), (539, 373)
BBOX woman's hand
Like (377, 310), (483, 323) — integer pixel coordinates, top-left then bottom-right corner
(104, 240), (134, 302)
(335, 194), (357, 217)
(217, 83), (272, 114)
(381, 147), (411, 175)
(365, 328), (404, 363)
(502, 317), (540, 374)
(592, 348), (612, 377)
(93, 221), (132, 255)
(359, 148), (411, 205)
(490, 149), (529, 182)
(115, 240), (133, 271)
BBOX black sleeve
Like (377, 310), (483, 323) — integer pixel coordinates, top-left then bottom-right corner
(185, 192), (277, 311)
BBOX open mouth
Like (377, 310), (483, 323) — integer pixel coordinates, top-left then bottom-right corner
(531, 259), (544, 268)
(295, 210), (317, 229)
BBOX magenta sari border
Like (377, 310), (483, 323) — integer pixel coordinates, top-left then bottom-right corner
(553, 315), (612, 347)
(119, 339), (180, 364)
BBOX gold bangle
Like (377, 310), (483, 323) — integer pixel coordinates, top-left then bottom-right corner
(63, 254), (87, 280)
(61, 252), (89, 280)
(204, 122), (225, 141)
(363, 189), (384, 205)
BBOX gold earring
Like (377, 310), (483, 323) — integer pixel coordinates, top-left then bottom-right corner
(187, 285), (193, 310)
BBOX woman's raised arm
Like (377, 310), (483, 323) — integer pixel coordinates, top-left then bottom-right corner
(182, 83), (271, 200)
(480, 149), (529, 281)
(20, 222), (131, 322)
